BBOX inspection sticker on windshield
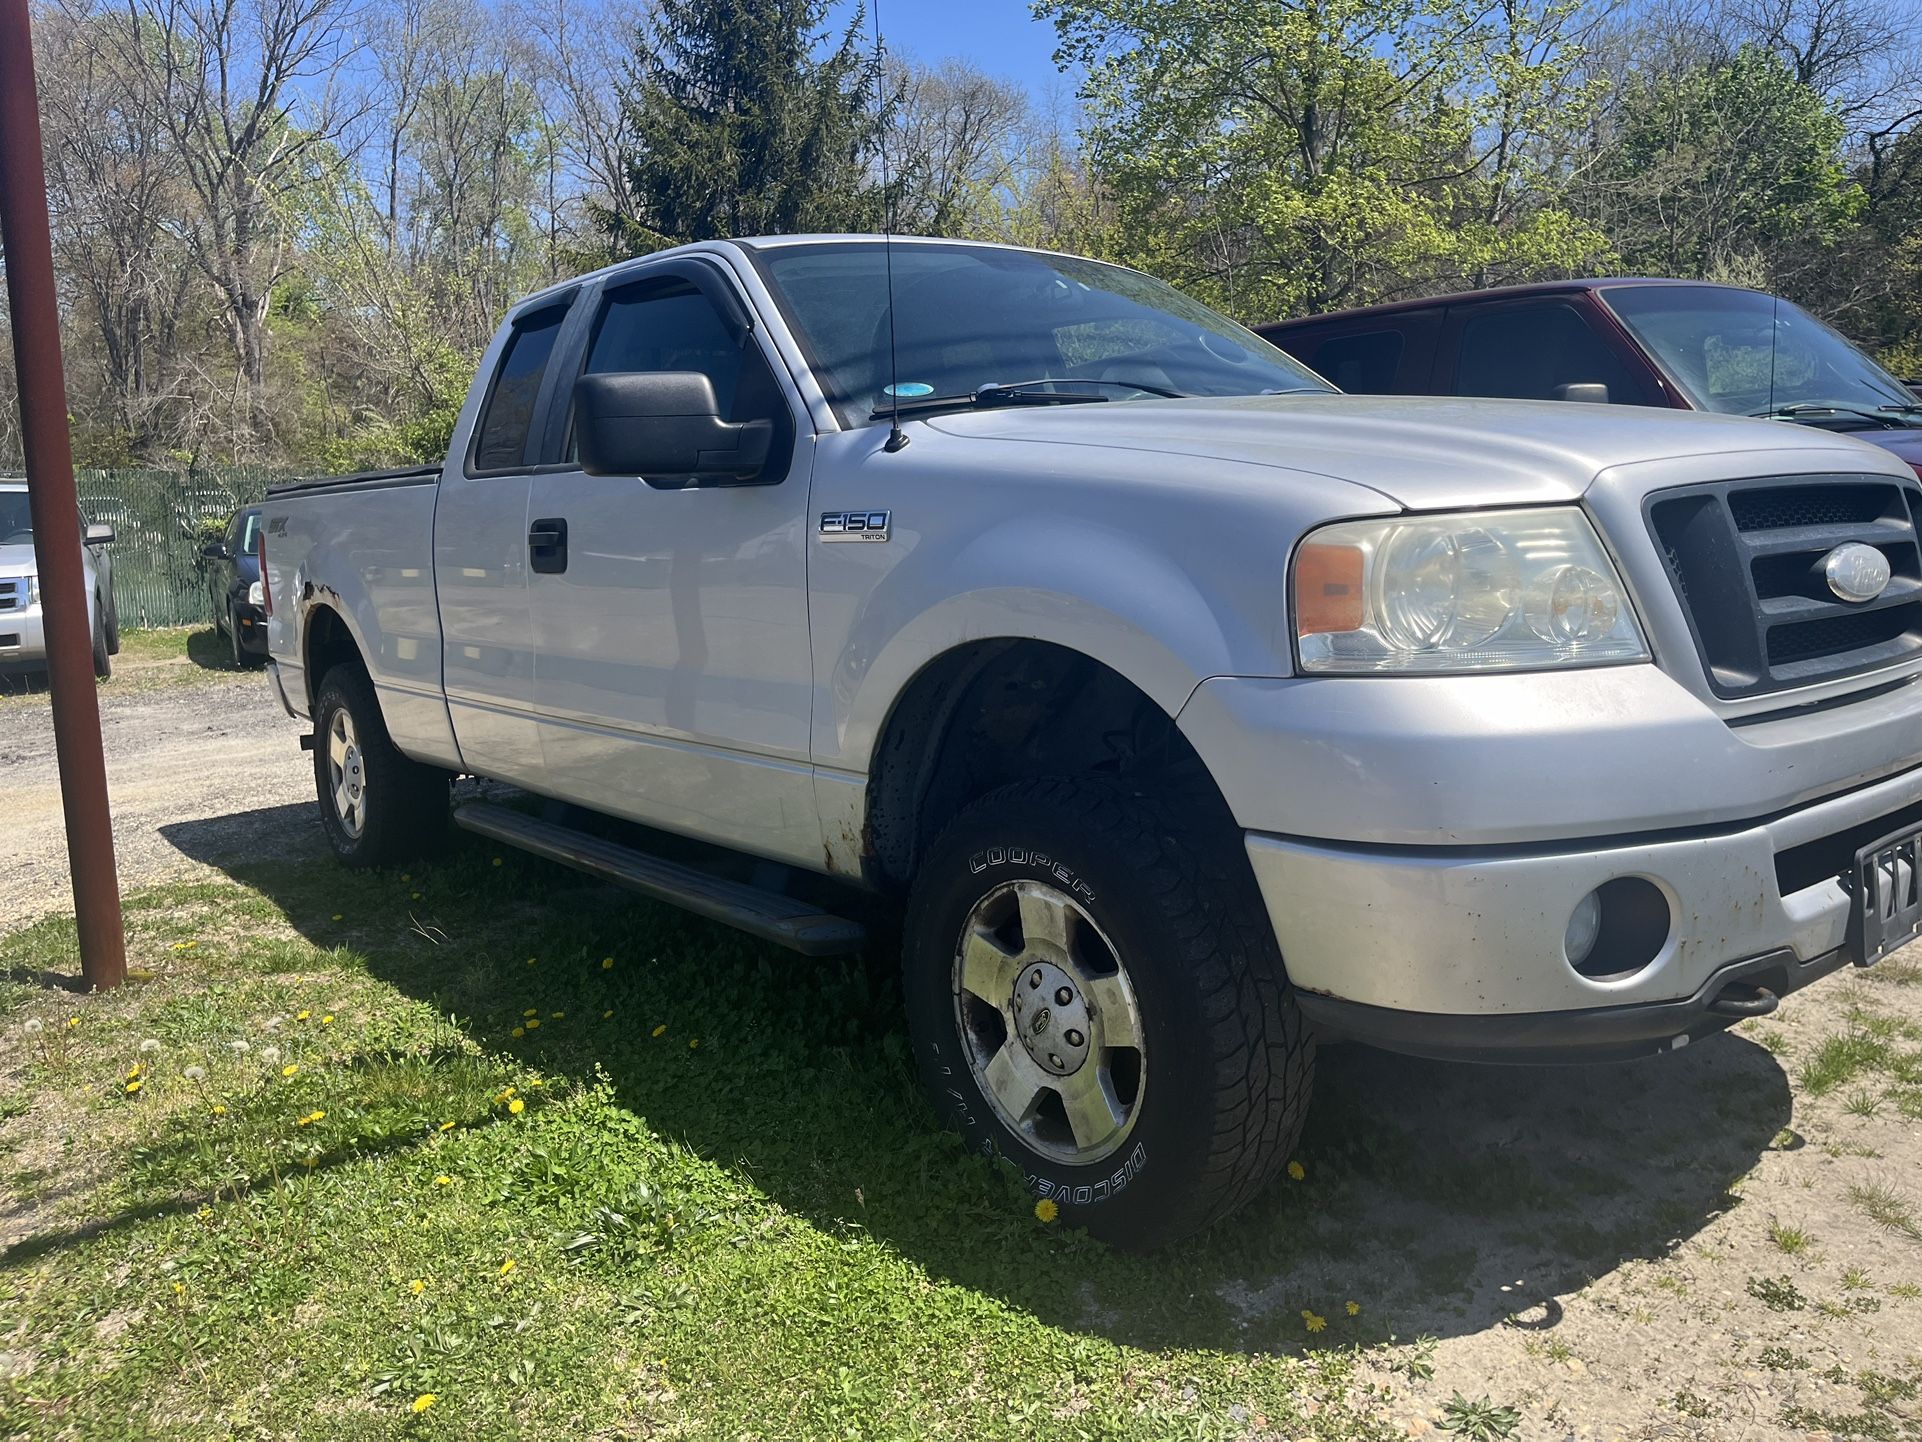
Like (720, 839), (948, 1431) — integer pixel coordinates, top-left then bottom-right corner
(883, 382), (934, 398)
(820, 510), (891, 542)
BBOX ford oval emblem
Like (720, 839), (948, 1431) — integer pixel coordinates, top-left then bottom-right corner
(1823, 542), (1892, 603)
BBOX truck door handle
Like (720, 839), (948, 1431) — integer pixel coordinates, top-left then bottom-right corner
(528, 518), (568, 574)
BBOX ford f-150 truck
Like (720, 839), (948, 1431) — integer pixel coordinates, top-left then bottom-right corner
(261, 236), (1922, 1247)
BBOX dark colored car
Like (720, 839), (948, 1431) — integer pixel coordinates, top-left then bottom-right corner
(1257, 279), (1922, 479)
(200, 505), (266, 667)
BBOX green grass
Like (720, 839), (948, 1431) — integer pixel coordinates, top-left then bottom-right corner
(0, 851), (1407, 1441)
(0, 625), (250, 706)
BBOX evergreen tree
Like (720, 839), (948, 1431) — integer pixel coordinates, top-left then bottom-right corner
(604, 0), (885, 254)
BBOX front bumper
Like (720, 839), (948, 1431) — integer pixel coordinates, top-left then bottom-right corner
(0, 607), (47, 670)
(232, 602), (269, 655)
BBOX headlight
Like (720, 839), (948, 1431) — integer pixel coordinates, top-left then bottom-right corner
(25, 575), (38, 606)
(1293, 507), (1648, 673)
(247, 580), (264, 607)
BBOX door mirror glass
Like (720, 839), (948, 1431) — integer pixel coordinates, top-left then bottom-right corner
(574, 372), (773, 487)
(85, 522), (116, 545)
(200, 540), (228, 561)
(1553, 382), (1611, 404)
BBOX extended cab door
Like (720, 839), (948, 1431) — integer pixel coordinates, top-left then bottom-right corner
(436, 292), (578, 784)
(523, 259), (821, 867)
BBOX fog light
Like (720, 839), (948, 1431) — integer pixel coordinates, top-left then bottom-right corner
(1564, 889), (1603, 967)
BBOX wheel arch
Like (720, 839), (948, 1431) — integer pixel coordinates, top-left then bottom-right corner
(861, 637), (1242, 894)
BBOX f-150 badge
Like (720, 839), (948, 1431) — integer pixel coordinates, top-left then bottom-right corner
(820, 510), (891, 542)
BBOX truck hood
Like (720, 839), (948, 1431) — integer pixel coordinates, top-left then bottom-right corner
(1847, 425), (1922, 477)
(0, 542), (38, 578)
(924, 393), (1909, 508)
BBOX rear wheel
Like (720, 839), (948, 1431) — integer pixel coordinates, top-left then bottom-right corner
(227, 604), (260, 669)
(104, 589), (119, 655)
(902, 777), (1313, 1249)
(312, 663), (448, 867)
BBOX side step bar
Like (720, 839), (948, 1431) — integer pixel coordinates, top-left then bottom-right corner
(452, 801), (866, 957)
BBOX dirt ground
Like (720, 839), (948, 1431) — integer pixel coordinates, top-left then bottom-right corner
(2, 663), (1919, 1440)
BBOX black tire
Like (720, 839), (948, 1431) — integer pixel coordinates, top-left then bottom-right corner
(104, 589), (120, 655)
(312, 662), (449, 868)
(91, 606), (111, 679)
(902, 777), (1313, 1249)
(227, 604), (261, 669)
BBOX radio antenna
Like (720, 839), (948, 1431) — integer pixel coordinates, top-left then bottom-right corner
(872, 0), (908, 452)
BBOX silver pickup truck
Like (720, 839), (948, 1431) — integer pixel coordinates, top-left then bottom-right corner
(261, 235), (1922, 1246)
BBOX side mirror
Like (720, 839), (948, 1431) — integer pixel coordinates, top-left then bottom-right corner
(574, 372), (773, 488)
(1553, 382), (1611, 404)
(200, 541), (229, 561)
(85, 522), (115, 545)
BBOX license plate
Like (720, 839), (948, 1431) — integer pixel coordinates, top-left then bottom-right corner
(1853, 825), (1922, 966)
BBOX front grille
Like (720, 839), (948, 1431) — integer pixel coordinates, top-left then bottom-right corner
(1646, 474), (1922, 699)
(0, 578), (22, 613)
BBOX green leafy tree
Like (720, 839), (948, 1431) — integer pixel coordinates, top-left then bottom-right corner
(604, 0), (886, 254)
(1589, 45), (1860, 279)
(1039, 0), (1610, 322)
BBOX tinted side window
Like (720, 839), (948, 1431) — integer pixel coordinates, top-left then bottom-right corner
(1314, 330), (1404, 392)
(1456, 304), (1644, 403)
(572, 277), (792, 473)
(473, 307), (567, 471)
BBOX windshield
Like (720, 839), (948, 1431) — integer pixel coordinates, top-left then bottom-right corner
(0, 491), (30, 545)
(1601, 285), (1918, 420)
(751, 241), (1332, 425)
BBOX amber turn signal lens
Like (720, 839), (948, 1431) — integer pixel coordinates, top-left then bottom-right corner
(1293, 542), (1365, 636)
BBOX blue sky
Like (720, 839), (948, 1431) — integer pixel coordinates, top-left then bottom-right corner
(830, 0), (1077, 99)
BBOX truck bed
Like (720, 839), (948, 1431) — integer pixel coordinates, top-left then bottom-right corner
(265, 464), (441, 498)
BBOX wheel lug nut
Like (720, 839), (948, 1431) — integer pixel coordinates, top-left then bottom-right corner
(1048, 1053), (1063, 1069)
(1065, 1028), (1084, 1047)
(1054, 986), (1072, 1005)
(1029, 970), (1043, 988)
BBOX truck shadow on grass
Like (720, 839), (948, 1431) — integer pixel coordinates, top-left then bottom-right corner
(159, 813), (1792, 1356)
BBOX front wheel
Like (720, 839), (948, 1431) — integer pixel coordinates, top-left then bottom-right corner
(312, 663), (448, 867)
(91, 605), (111, 680)
(903, 777), (1314, 1248)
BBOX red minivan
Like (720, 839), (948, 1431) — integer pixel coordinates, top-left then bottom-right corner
(1257, 279), (1922, 478)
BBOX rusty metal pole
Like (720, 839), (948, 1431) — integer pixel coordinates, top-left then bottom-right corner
(0, 0), (127, 990)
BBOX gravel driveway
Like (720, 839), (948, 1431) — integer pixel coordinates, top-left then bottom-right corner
(2, 666), (316, 924)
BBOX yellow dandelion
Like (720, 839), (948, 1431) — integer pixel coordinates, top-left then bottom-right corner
(1034, 1197), (1059, 1223)
(550, 1011), (564, 1020)
(438, 1120), (456, 1132)
(331, 913), (343, 921)
(1287, 1160), (1306, 1181)
(210, 1104), (227, 1116)
(321, 1015), (335, 1025)
(66, 1016), (79, 1029)
(410, 891), (421, 901)
(296, 1010), (310, 1021)
(526, 1078), (542, 1088)
(492, 857), (504, 867)
(688, 1038), (699, 1050)
(524, 1008), (538, 1017)
(301, 1155), (318, 1168)
(401, 873), (410, 882)
(525, 1018), (540, 1030)
(498, 1257), (516, 1276)
(511, 1027), (524, 1038)
(601, 957), (614, 970)
(525, 957), (537, 967)
(433, 1174), (452, 1187)
(602, 1010), (613, 1020)
(411, 1392), (437, 1414)
(126, 1065), (141, 1080)
(508, 1098), (525, 1115)
(498, 1086), (516, 1100)
(409, 1279), (425, 1296)
(1302, 1310), (1326, 1333)
(651, 1024), (667, 1038)
(281, 1064), (299, 1078)
(125, 1079), (142, 1094)
(1345, 1300), (1360, 1317)
(172, 1281), (184, 1295)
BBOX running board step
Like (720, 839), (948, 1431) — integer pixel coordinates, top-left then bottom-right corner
(452, 802), (866, 957)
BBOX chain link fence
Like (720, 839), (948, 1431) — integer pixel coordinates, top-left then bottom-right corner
(3, 466), (297, 628)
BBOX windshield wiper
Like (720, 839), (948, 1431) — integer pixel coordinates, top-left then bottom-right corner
(1750, 402), (1915, 427)
(870, 376), (1196, 422)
